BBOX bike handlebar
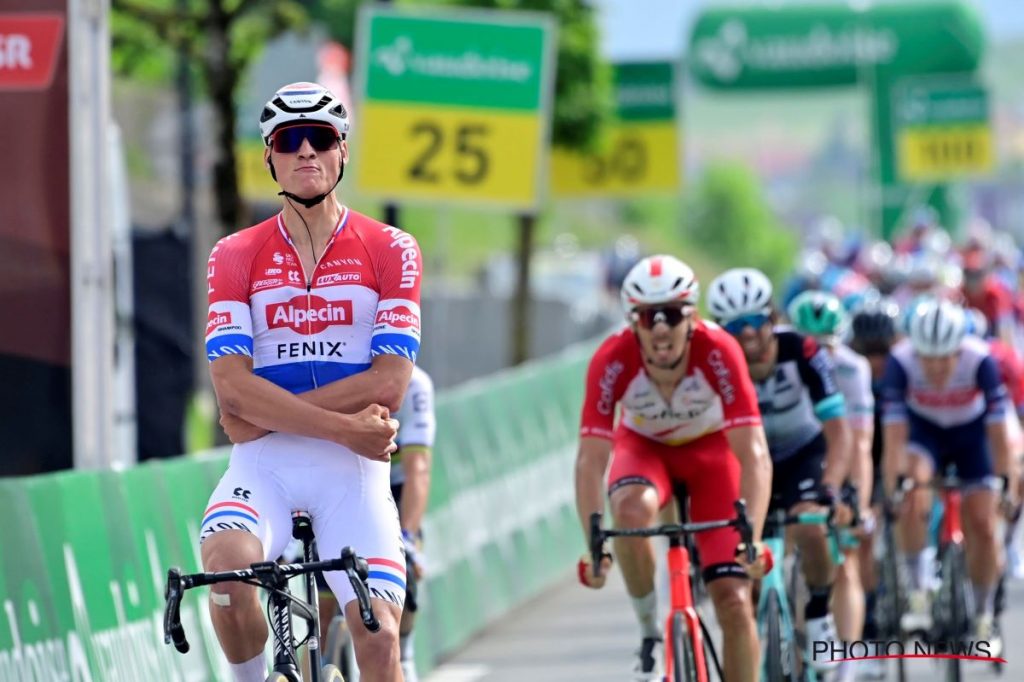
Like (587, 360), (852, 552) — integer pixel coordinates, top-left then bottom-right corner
(589, 499), (755, 579)
(163, 546), (379, 653)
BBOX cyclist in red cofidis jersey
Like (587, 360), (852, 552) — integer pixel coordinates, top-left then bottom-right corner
(575, 255), (773, 682)
(201, 82), (420, 682)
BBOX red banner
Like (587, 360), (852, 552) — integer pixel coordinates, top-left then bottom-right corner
(0, 13), (65, 91)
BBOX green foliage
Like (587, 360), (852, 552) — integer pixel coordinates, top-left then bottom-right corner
(683, 161), (796, 285)
(111, 0), (309, 85)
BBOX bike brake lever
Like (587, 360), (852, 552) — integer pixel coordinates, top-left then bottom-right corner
(163, 568), (190, 654)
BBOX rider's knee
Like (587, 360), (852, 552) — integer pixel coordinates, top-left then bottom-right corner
(202, 533), (263, 606)
(611, 486), (658, 529)
(354, 619), (400, 670)
(711, 582), (753, 630)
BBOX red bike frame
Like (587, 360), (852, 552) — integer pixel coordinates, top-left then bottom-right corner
(665, 539), (709, 681)
(940, 487), (963, 547)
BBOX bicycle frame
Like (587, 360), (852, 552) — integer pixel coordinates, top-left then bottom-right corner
(164, 531), (379, 682)
(590, 500), (754, 682)
(665, 535), (709, 680)
(756, 509), (845, 682)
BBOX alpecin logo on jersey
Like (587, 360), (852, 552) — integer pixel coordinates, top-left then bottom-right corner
(375, 306), (419, 330)
(266, 296), (353, 333)
(206, 311), (231, 334)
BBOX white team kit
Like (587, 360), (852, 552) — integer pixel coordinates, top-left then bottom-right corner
(201, 207), (422, 608)
(391, 366), (436, 487)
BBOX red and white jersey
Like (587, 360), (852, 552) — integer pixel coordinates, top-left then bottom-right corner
(205, 208), (422, 393)
(580, 320), (761, 445)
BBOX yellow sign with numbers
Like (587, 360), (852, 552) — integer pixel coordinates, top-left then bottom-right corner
(353, 8), (556, 209)
(357, 102), (542, 206)
(551, 122), (680, 197)
(897, 124), (994, 181)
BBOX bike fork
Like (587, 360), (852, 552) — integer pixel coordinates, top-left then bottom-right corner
(665, 539), (708, 681)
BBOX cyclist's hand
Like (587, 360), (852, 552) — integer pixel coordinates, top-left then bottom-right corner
(852, 508), (876, 539)
(735, 542), (774, 579)
(219, 412), (269, 443)
(343, 404), (399, 461)
(832, 501), (856, 528)
(577, 552), (613, 589)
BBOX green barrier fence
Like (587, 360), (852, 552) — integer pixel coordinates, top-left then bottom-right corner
(0, 340), (596, 681)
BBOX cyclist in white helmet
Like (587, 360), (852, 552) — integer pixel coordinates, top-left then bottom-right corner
(708, 268), (853, 675)
(882, 298), (1018, 652)
(576, 255), (773, 682)
(202, 82), (420, 682)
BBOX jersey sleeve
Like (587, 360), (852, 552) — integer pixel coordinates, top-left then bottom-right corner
(579, 335), (632, 441)
(205, 235), (255, 362)
(371, 225), (423, 362)
(880, 354), (909, 424)
(847, 354), (876, 429)
(796, 335), (846, 421)
(396, 370), (436, 448)
(703, 327), (762, 430)
(977, 355), (1009, 423)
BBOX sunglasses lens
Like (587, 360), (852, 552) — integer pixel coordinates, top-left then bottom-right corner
(272, 125), (338, 153)
(638, 306), (687, 329)
(723, 314), (767, 335)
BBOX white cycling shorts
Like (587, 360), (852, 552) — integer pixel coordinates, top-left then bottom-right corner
(199, 432), (406, 609)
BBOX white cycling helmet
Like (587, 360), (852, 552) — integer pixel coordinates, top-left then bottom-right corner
(907, 298), (966, 356)
(259, 82), (350, 145)
(620, 255), (699, 317)
(707, 268), (773, 321)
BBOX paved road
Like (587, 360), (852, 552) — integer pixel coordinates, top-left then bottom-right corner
(425, 564), (1024, 681)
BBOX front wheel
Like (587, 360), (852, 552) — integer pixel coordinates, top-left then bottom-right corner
(670, 611), (700, 682)
(321, 664), (346, 681)
(764, 590), (796, 682)
(265, 674), (295, 682)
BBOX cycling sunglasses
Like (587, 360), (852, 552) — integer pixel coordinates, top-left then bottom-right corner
(721, 313), (770, 335)
(632, 304), (692, 330)
(270, 124), (340, 154)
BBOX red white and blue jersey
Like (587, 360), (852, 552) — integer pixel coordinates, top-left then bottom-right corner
(881, 336), (1007, 428)
(205, 208), (422, 393)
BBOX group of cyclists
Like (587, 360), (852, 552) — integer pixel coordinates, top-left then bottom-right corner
(576, 208), (1024, 681)
(190, 77), (1024, 682)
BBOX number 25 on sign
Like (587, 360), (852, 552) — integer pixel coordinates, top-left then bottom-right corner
(357, 103), (542, 205)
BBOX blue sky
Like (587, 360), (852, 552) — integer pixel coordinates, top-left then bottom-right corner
(592, 0), (1024, 61)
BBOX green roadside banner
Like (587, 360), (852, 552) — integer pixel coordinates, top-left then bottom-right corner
(0, 341), (596, 680)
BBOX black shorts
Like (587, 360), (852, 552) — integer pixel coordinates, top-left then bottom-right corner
(770, 435), (827, 511)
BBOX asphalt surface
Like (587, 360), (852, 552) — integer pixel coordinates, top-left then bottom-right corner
(424, 560), (1024, 681)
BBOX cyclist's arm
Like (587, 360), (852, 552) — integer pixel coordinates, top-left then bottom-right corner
(849, 421), (874, 512)
(211, 354), (359, 445)
(399, 445), (432, 534)
(300, 355), (413, 413)
(575, 436), (613, 543)
(820, 416), (852, 492)
(979, 354), (1017, 485)
(726, 425), (772, 542)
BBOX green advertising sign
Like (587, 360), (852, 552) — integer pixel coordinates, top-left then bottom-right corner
(689, 1), (984, 90)
(354, 6), (557, 209)
(551, 61), (681, 197)
(893, 77), (994, 182)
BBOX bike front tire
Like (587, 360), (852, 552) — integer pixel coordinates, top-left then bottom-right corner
(265, 674), (298, 682)
(670, 611), (700, 682)
(763, 590), (796, 682)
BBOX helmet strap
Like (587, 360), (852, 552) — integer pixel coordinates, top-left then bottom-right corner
(274, 159), (345, 209)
